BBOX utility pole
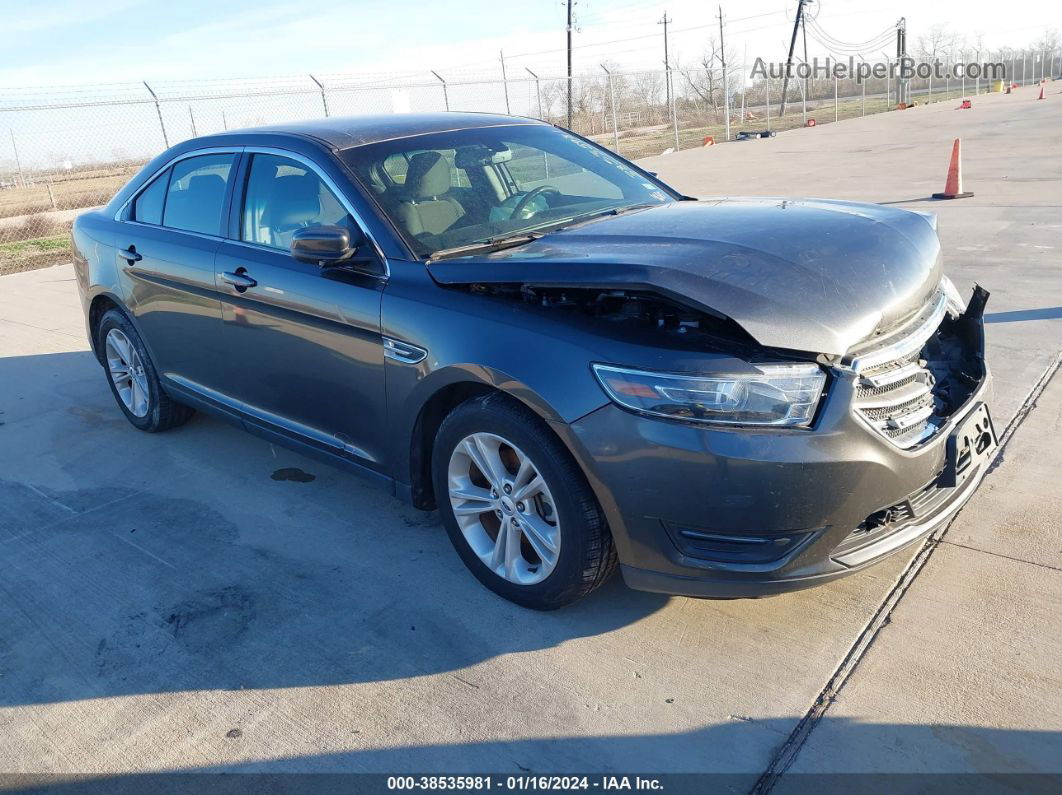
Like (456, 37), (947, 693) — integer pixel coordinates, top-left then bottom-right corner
(566, 0), (575, 129)
(718, 5), (730, 141)
(778, 0), (806, 116)
(801, 2), (810, 113)
(659, 12), (673, 113)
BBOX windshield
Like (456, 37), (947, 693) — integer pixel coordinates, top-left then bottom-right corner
(339, 124), (676, 259)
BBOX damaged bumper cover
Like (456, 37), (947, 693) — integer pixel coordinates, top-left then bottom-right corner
(558, 286), (994, 598)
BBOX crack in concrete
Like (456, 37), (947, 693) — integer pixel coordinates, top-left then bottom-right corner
(750, 349), (1062, 794)
(938, 539), (1062, 574)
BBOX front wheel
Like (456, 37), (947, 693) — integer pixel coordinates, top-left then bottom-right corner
(432, 393), (617, 610)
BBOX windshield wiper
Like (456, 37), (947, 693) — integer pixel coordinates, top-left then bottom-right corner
(428, 231), (546, 261)
(557, 202), (658, 230)
(427, 203), (660, 262)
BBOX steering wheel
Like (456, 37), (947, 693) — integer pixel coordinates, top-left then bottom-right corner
(510, 185), (559, 220)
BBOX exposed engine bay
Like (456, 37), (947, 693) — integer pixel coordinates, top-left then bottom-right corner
(464, 282), (770, 355)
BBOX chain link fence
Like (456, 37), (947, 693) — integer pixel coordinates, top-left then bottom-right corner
(2, 50), (1059, 275)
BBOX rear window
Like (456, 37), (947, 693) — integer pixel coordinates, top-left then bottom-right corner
(161, 153), (236, 235)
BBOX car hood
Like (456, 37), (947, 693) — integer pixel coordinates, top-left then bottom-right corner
(428, 198), (942, 356)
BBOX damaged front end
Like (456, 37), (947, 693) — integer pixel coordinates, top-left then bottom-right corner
(846, 283), (990, 450)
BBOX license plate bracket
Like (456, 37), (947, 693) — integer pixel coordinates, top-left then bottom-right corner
(942, 402), (997, 487)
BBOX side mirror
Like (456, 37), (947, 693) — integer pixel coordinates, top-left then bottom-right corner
(290, 225), (358, 265)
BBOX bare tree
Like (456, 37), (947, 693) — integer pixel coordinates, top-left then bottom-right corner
(917, 24), (958, 63)
(1035, 28), (1060, 51)
(629, 71), (664, 124)
(678, 36), (739, 113)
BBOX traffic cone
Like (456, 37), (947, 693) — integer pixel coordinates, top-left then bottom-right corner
(1038, 85), (1046, 100)
(932, 138), (974, 200)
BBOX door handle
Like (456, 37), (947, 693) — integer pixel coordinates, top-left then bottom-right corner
(221, 270), (257, 291)
(118, 247), (142, 263)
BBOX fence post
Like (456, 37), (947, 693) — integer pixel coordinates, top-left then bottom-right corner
(800, 73), (807, 126)
(861, 73), (866, 116)
(669, 68), (679, 150)
(525, 68), (543, 119)
(722, 60), (731, 143)
(766, 75), (771, 131)
(431, 71), (449, 111)
(308, 74), (330, 117)
(46, 180), (57, 209)
(9, 129), (25, 188)
(834, 74), (838, 122)
(961, 51), (966, 97)
(188, 106), (197, 137)
(500, 50), (511, 115)
(600, 65), (620, 151)
(1022, 50), (1026, 85)
(885, 56), (891, 108)
(143, 81), (169, 149)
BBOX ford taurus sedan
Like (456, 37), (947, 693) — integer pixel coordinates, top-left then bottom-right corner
(72, 113), (995, 609)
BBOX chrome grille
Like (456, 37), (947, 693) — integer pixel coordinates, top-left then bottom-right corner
(851, 290), (949, 449)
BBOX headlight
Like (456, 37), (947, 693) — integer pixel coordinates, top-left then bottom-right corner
(592, 363), (827, 427)
(941, 275), (966, 316)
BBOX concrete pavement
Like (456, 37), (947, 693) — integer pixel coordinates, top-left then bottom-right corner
(0, 86), (1060, 780)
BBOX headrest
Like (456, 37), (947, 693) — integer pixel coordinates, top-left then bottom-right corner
(405, 151), (451, 199)
(187, 174), (225, 197)
(268, 174), (321, 228)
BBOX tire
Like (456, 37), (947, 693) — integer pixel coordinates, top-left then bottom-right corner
(97, 308), (193, 432)
(432, 392), (617, 610)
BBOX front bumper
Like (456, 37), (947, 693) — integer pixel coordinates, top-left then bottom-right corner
(560, 308), (994, 598)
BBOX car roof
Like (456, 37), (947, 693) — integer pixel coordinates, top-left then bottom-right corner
(216, 112), (547, 150)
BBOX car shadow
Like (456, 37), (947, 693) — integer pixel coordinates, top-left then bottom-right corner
(17, 719), (1062, 782)
(0, 351), (671, 710)
(985, 307), (1062, 324)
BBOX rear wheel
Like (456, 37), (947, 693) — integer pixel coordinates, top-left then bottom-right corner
(98, 309), (193, 432)
(433, 393), (616, 610)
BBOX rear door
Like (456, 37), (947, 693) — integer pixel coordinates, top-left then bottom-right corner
(213, 149), (389, 472)
(117, 149), (239, 392)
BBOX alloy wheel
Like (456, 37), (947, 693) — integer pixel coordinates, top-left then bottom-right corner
(105, 328), (150, 418)
(447, 432), (561, 585)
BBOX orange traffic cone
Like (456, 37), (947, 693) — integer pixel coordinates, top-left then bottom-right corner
(932, 138), (974, 200)
(1038, 85), (1046, 100)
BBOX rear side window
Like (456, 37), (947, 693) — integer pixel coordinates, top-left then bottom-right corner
(133, 171), (169, 225)
(162, 153), (236, 235)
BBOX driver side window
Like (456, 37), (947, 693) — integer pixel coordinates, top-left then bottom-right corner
(241, 154), (357, 250)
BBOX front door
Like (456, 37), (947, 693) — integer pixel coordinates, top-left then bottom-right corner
(213, 151), (388, 472)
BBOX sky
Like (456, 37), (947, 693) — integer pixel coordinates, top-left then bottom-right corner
(1, 0), (1058, 91)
